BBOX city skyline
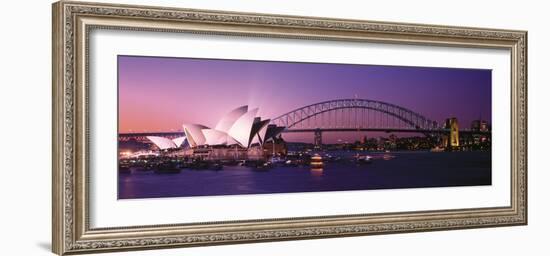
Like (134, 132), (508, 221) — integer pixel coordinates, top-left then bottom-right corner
(118, 55), (492, 143)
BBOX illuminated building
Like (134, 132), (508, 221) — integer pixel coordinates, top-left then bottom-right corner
(471, 120), (489, 132)
(470, 119), (490, 149)
(263, 137), (287, 156)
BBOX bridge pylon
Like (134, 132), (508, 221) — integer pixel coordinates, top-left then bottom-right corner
(444, 117), (460, 150)
(314, 129), (323, 149)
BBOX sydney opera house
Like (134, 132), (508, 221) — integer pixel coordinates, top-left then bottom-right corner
(145, 106), (286, 158)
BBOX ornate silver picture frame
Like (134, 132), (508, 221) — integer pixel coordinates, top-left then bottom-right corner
(52, 1), (527, 255)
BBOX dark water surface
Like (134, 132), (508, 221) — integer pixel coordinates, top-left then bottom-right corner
(118, 151), (491, 199)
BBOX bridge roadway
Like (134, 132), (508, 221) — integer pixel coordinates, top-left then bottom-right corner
(118, 128), (490, 139)
(282, 128), (490, 135)
(119, 132), (184, 138)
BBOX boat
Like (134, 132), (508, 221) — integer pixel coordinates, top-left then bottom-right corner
(209, 162), (223, 171)
(355, 154), (373, 164)
(118, 160), (132, 173)
(285, 159), (298, 167)
(253, 161), (273, 171)
(154, 162), (180, 174)
(310, 154), (324, 168)
(270, 156), (285, 165)
(221, 159), (238, 166)
(118, 165), (131, 174)
(189, 160), (209, 170)
(430, 147), (445, 152)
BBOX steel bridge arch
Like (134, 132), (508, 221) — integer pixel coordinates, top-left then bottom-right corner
(271, 99), (439, 130)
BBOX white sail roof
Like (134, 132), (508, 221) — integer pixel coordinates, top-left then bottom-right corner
(264, 125), (285, 142)
(182, 124), (209, 147)
(215, 105), (248, 133)
(250, 119), (270, 146)
(202, 129), (229, 145)
(257, 123), (270, 144)
(146, 136), (187, 150)
(172, 136), (187, 147)
(227, 108), (258, 147)
(146, 136), (177, 150)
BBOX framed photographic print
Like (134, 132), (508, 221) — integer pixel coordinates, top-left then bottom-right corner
(52, 1), (527, 255)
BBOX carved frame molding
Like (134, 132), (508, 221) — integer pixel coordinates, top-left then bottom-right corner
(52, 1), (527, 255)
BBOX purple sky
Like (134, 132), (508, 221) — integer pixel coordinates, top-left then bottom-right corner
(118, 55), (491, 143)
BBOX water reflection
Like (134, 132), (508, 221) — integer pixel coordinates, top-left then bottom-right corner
(382, 154), (395, 160)
(310, 168), (324, 177)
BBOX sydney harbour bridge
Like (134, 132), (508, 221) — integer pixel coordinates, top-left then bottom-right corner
(119, 98), (490, 147)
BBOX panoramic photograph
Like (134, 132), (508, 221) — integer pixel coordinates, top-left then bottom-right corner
(117, 55), (492, 199)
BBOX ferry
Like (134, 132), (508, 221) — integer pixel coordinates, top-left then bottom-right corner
(310, 154), (324, 168)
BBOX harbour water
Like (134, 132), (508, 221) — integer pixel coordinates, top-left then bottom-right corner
(118, 151), (491, 199)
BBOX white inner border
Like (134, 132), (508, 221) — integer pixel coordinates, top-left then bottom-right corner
(89, 29), (511, 228)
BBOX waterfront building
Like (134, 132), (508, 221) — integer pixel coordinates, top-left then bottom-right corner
(144, 106), (286, 159)
(471, 120), (489, 132)
(263, 136), (288, 156)
(469, 119), (491, 150)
